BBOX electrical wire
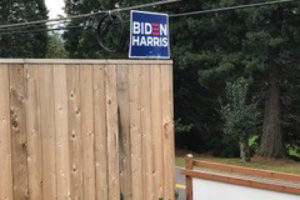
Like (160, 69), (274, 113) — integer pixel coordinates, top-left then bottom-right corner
(1, 0), (298, 39)
(95, 13), (125, 52)
(0, 25), (85, 36)
(0, 17), (89, 33)
(0, 0), (181, 30)
(0, 22), (68, 33)
(169, 0), (298, 17)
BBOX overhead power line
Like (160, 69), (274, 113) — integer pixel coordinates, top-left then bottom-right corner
(0, 25), (85, 36)
(0, 17), (90, 33)
(0, 21), (69, 33)
(170, 0), (297, 17)
(0, 0), (181, 30)
(1, 0), (298, 36)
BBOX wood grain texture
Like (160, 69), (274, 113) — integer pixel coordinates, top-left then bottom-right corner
(185, 155), (194, 200)
(150, 65), (164, 200)
(193, 160), (300, 182)
(67, 65), (83, 200)
(0, 59), (173, 65)
(105, 65), (120, 200)
(39, 66), (57, 200)
(9, 65), (29, 200)
(140, 66), (154, 200)
(0, 61), (175, 200)
(129, 66), (143, 200)
(53, 65), (71, 200)
(80, 65), (96, 200)
(0, 65), (14, 200)
(25, 65), (43, 200)
(94, 65), (108, 200)
(117, 65), (132, 200)
(161, 65), (175, 200)
(181, 169), (300, 195)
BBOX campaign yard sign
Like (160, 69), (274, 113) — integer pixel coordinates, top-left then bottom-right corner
(129, 10), (170, 59)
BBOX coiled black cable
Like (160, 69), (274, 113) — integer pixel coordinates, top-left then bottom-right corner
(95, 12), (126, 53)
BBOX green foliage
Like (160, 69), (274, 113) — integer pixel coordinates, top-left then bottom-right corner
(175, 0), (300, 157)
(46, 34), (68, 58)
(222, 77), (259, 135)
(63, 0), (130, 58)
(62, 0), (300, 157)
(220, 77), (260, 156)
(249, 135), (259, 152)
(175, 118), (193, 134)
(63, 0), (105, 58)
(0, 0), (48, 58)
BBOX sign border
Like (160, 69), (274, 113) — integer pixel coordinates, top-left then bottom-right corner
(129, 10), (171, 59)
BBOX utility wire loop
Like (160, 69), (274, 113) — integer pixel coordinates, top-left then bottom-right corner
(95, 12), (125, 53)
(0, 0), (181, 30)
(170, 0), (297, 17)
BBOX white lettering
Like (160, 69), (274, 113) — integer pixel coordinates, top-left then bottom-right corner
(147, 37), (154, 46)
(141, 22), (144, 34)
(133, 22), (140, 34)
(160, 24), (167, 36)
(162, 38), (168, 47)
(145, 23), (152, 35)
(140, 37), (147, 46)
(131, 35), (168, 47)
(132, 36), (140, 46)
(154, 37), (160, 46)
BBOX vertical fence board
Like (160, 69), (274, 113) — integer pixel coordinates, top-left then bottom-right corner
(0, 65), (14, 200)
(25, 65), (43, 200)
(161, 65), (175, 200)
(53, 65), (71, 200)
(150, 65), (164, 199)
(106, 65), (120, 200)
(67, 66), (83, 200)
(0, 60), (174, 200)
(129, 66), (143, 200)
(94, 65), (108, 200)
(9, 65), (29, 200)
(39, 66), (57, 200)
(80, 65), (96, 200)
(140, 66), (154, 200)
(117, 65), (132, 200)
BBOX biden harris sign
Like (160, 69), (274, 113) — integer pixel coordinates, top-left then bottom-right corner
(129, 10), (170, 59)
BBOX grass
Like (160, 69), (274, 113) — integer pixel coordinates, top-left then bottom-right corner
(176, 150), (300, 175)
(288, 146), (300, 159)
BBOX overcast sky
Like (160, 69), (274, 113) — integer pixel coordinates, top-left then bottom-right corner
(45, 0), (66, 19)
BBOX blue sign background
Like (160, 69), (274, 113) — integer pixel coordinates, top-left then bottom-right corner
(129, 10), (170, 59)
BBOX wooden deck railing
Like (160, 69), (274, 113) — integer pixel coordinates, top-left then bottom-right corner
(181, 154), (300, 200)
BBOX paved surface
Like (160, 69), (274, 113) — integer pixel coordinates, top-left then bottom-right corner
(175, 167), (186, 200)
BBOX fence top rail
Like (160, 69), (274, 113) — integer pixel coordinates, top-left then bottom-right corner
(181, 154), (300, 196)
(181, 169), (300, 195)
(0, 59), (173, 65)
(192, 159), (300, 182)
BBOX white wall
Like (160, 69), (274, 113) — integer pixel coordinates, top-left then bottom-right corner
(193, 178), (300, 200)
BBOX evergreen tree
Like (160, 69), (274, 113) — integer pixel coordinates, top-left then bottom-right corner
(182, 0), (300, 158)
(221, 77), (260, 161)
(0, 0), (48, 58)
(64, 0), (113, 58)
(46, 33), (68, 58)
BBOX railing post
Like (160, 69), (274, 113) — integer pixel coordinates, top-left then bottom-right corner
(185, 154), (194, 200)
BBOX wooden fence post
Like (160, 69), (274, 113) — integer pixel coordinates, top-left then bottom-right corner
(186, 154), (194, 200)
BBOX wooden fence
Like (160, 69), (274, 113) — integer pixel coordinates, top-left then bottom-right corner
(0, 59), (175, 200)
(182, 154), (300, 200)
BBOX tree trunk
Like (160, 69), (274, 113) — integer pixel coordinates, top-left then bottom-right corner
(259, 65), (285, 158)
(240, 133), (250, 162)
